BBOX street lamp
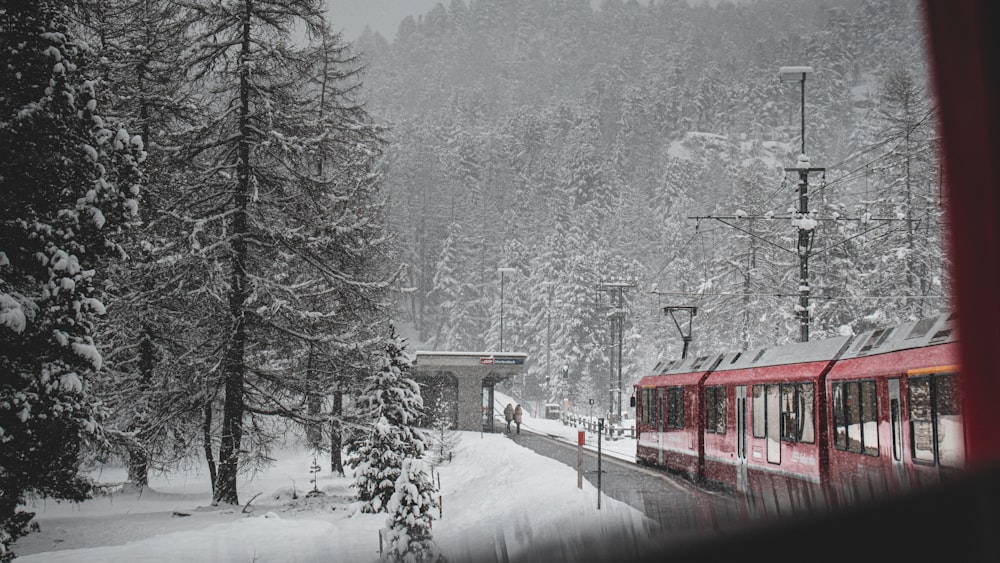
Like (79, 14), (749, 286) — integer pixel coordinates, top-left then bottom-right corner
(561, 364), (569, 410)
(779, 66), (812, 155)
(497, 267), (516, 352)
(540, 281), (554, 397)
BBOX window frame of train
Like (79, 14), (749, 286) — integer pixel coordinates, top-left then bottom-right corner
(666, 386), (684, 429)
(908, 372), (963, 468)
(640, 387), (656, 425)
(751, 383), (815, 443)
(779, 382), (815, 443)
(832, 379), (879, 456)
(705, 385), (726, 434)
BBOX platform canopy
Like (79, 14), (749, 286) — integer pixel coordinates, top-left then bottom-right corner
(412, 351), (528, 432)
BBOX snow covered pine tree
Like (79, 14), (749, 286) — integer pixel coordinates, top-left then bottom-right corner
(0, 2), (144, 560)
(382, 458), (444, 563)
(347, 324), (438, 508)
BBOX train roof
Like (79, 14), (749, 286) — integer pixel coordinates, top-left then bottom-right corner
(713, 334), (851, 372)
(837, 312), (956, 360)
(650, 353), (725, 376)
(641, 311), (956, 383)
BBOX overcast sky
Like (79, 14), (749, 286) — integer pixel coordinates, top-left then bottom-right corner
(325, 0), (444, 41)
(325, 0), (607, 42)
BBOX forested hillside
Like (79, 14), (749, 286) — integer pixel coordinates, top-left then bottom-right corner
(354, 0), (946, 408)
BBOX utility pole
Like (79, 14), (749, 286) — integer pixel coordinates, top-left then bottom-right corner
(541, 281), (554, 400)
(498, 267), (516, 352)
(780, 66), (824, 342)
(597, 280), (635, 424)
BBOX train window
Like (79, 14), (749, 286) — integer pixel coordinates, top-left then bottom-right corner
(833, 384), (847, 450)
(642, 387), (659, 426)
(859, 329), (887, 353)
(779, 383), (815, 443)
(667, 386), (684, 429)
(861, 381), (878, 455)
(705, 386), (726, 434)
(752, 385), (765, 438)
(909, 377), (936, 463)
(906, 316), (938, 340)
(766, 385), (781, 463)
(928, 328), (952, 344)
(909, 373), (966, 467)
(936, 374), (964, 468)
(800, 384), (815, 443)
(640, 388), (651, 425)
(891, 398), (902, 461)
(833, 380), (878, 456)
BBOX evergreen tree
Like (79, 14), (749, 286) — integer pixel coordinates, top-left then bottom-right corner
(174, 0), (394, 505)
(75, 0), (205, 491)
(0, 2), (143, 557)
(381, 458), (443, 563)
(347, 325), (428, 513)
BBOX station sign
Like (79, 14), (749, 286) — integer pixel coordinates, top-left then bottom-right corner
(479, 356), (525, 365)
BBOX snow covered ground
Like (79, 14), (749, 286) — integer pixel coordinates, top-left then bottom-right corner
(12, 398), (652, 562)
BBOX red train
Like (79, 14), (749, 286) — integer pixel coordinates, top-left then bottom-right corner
(632, 312), (963, 517)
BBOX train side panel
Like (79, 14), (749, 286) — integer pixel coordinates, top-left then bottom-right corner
(701, 337), (849, 516)
(825, 318), (962, 507)
(634, 355), (721, 479)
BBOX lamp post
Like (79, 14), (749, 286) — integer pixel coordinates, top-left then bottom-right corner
(780, 66), (812, 155)
(780, 65), (822, 343)
(498, 267), (516, 352)
(541, 281), (554, 399)
(561, 364), (569, 410)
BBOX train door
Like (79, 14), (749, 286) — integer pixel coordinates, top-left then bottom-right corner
(735, 385), (748, 493)
(888, 378), (909, 492)
(657, 387), (665, 465)
(766, 384), (781, 464)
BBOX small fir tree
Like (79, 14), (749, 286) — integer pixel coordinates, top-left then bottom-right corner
(381, 458), (443, 563)
(427, 395), (459, 467)
(347, 324), (427, 513)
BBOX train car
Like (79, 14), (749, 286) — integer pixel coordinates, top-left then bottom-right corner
(824, 312), (962, 507)
(701, 334), (850, 517)
(634, 353), (723, 479)
(633, 313), (965, 521)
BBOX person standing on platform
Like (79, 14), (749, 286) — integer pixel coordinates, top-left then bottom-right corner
(504, 403), (514, 433)
(514, 404), (523, 434)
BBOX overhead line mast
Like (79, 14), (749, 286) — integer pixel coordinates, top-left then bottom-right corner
(597, 280), (635, 424)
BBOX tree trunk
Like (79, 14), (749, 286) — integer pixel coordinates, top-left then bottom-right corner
(306, 342), (323, 449)
(214, 0), (252, 506)
(203, 400), (216, 495)
(127, 328), (155, 488)
(330, 385), (344, 476)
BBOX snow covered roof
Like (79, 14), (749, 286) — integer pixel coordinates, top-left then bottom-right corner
(838, 312), (956, 360)
(413, 351), (529, 368)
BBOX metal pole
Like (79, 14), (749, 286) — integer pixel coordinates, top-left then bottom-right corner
(616, 287), (623, 424)
(500, 270), (505, 352)
(597, 418), (603, 510)
(546, 286), (551, 397)
(798, 168), (810, 343)
(800, 76), (806, 155)
(797, 78), (810, 343)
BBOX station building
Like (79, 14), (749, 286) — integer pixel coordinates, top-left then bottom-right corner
(412, 351), (528, 432)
